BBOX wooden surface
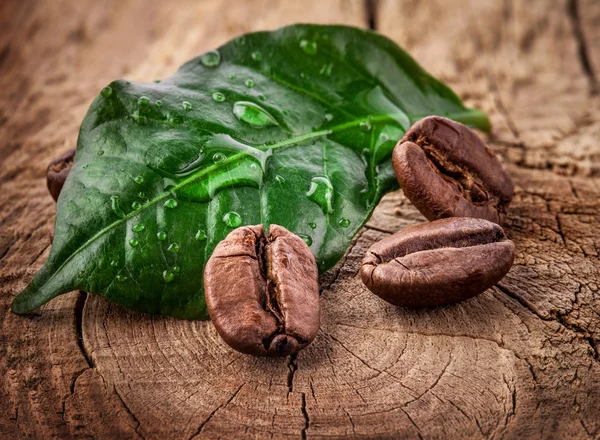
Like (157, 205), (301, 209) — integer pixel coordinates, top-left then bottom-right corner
(1, 0), (599, 438)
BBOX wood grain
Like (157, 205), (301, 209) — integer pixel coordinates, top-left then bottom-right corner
(1, 0), (599, 438)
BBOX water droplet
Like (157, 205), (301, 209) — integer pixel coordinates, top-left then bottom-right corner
(275, 175), (285, 184)
(258, 94), (267, 101)
(101, 86), (113, 97)
(297, 233), (313, 246)
(223, 211), (242, 228)
(129, 239), (139, 247)
(200, 50), (221, 67)
(132, 110), (148, 125)
(212, 92), (225, 103)
(131, 201), (142, 210)
(360, 121), (372, 132)
(212, 152), (226, 163)
(283, 110), (289, 116)
(138, 191), (146, 198)
(308, 222), (317, 229)
(163, 269), (175, 283)
(182, 101), (192, 112)
(245, 79), (254, 88)
(251, 51), (261, 61)
(167, 243), (180, 253)
(195, 229), (207, 241)
(237, 36), (246, 45)
(339, 218), (351, 228)
(319, 63), (333, 77)
(110, 260), (119, 267)
(138, 96), (149, 105)
(300, 72), (307, 80)
(155, 100), (162, 107)
(110, 196), (125, 218)
(324, 113), (333, 122)
(83, 164), (89, 169)
(306, 176), (334, 214)
(164, 198), (178, 209)
(97, 150), (105, 156)
(173, 265), (181, 274)
(233, 101), (278, 128)
(167, 113), (183, 124)
(157, 231), (167, 241)
(132, 224), (145, 233)
(300, 39), (317, 55)
(380, 133), (389, 141)
(229, 73), (236, 79)
(134, 175), (144, 184)
(116, 274), (128, 282)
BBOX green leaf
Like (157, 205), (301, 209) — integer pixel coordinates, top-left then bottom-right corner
(12, 24), (489, 319)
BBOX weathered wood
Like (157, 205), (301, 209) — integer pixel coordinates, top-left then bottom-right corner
(1, 0), (599, 438)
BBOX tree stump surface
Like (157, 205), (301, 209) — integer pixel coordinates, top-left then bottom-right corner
(1, 1), (599, 438)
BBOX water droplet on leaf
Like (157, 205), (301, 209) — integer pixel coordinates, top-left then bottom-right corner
(134, 175), (144, 184)
(223, 211), (242, 228)
(155, 100), (162, 107)
(97, 150), (104, 156)
(324, 113), (333, 122)
(212, 152), (226, 163)
(297, 233), (313, 246)
(308, 222), (317, 229)
(110, 260), (119, 267)
(182, 101), (192, 111)
(129, 239), (139, 247)
(131, 201), (142, 210)
(164, 198), (178, 209)
(138, 96), (149, 105)
(116, 274), (127, 282)
(251, 51), (261, 61)
(300, 39), (317, 55)
(245, 79), (254, 88)
(306, 176), (334, 214)
(233, 101), (277, 128)
(110, 196), (125, 218)
(163, 270), (175, 283)
(258, 94), (267, 101)
(360, 121), (372, 132)
(167, 243), (180, 253)
(132, 224), (145, 232)
(339, 218), (351, 228)
(157, 231), (167, 241)
(195, 229), (207, 241)
(212, 92), (225, 102)
(229, 73), (236, 79)
(319, 63), (333, 76)
(275, 175), (285, 184)
(201, 50), (221, 67)
(101, 86), (112, 98)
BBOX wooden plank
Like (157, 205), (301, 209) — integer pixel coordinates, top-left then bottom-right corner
(1, 0), (600, 438)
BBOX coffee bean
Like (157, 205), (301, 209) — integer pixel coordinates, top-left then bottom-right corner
(204, 224), (320, 357)
(360, 217), (515, 308)
(393, 116), (513, 224)
(47, 148), (75, 202)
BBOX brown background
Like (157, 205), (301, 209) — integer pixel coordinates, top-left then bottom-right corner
(1, 0), (599, 438)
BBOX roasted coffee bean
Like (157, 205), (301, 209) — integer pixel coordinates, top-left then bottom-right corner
(47, 148), (75, 202)
(393, 116), (513, 224)
(204, 224), (320, 357)
(360, 217), (515, 308)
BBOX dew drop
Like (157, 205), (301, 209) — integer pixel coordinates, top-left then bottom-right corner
(138, 96), (149, 105)
(132, 224), (145, 233)
(97, 150), (104, 156)
(237, 36), (246, 45)
(173, 265), (181, 274)
(245, 79), (254, 88)
(297, 233), (313, 247)
(195, 229), (207, 241)
(101, 86), (113, 98)
(155, 100), (162, 107)
(308, 222), (317, 229)
(233, 101), (278, 128)
(380, 133), (390, 141)
(110, 260), (119, 267)
(134, 175), (144, 184)
(229, 73), (236, 79)
(212, 92), (226, 102)
(300, 72), (307, 80)
(212, 152), (226, 163)
(324, 113), (333, 122)
(129, 239), (139, 247)
(319, 63), (333, 77)
(360, 121), (372, 132)
(167, 243), (180, 253)
(339, 217), (351, 228)
(164, 198), (178, 209)
(110, 196), (125, 219)
(283, 110), (289, 116)
(275, 175), (285, 184)
(116, 274), (128, 282)
(251, 51), (261, 61)
(223, 211), (242, 228)
(157, 231), (167, 241)
(258, 94), (267, 101)
(163, 270), (175, 283)
(306, 176), (334, 214)
(300, 39), (317, 55)
(131, 201), (142, 210)
(182, 101), (192, 112)
(200, 50), (221, 67)
(138, 191), (146, 198)
(83, 164), (89, 169)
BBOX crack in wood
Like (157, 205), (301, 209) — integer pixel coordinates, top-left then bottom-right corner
(567, 0), (598, 95)
(188, 384), (244, 439)
(364, 0), (379, 31)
